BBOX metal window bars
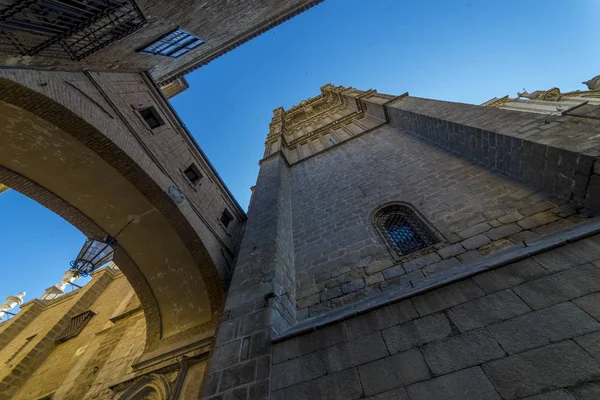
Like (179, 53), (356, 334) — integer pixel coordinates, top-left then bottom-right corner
(139, 28), (203, 58)
(56, 310), (95, 343)
(0, 0), (146, 60)
(375, 204), (438, 257)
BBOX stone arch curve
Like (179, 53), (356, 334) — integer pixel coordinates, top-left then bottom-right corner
(117, 374), (171, 400)
(0, 77), (224, 353)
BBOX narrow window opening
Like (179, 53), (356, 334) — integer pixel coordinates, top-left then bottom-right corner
(139, 29), (204, 58)
(374, 204), (438, 257)
(220, 209), (233, 229)
(139, 107), (163, 129)
(184, 164), (202, 185)
(57, 311), (95, 343)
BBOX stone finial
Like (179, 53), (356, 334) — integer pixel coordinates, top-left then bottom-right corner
(0, 292), (25, 318)
(583, 75), (600, 91)
(40, 270), (81, 300)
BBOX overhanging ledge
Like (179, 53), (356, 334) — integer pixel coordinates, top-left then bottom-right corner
(273, 216), (600, 342)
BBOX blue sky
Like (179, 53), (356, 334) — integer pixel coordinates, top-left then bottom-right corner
(1, 0), (599, 310)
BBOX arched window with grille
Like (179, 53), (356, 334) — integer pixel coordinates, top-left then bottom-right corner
(374, 203), (439, 257)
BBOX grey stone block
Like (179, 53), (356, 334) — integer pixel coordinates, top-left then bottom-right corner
(272, 323), (345, 364)
(321, 287), (343, 301)
(422, 257), (461, 276)
(457, 250), (482, 263)
(486, 223), (523, 241)
(382, 265), (405, 280)
(521, 390), (576, 400)
(488, 302), (600, 354)
(462, 234), (491, 250)
(358, 349), (430, 396)
(437, 243), (466, 259)
(271, 368), (363, 400)
(498, 212), (524, 224)
(447, 289), (531, 332)
(324, 332), (389, 373)
(211, 339), (241, 371)
(411, 279), (484, 316)
(568, 381), (600, 400)
(364, 388), (409, 400)
(406, 367), (501, 400)
(422, 328), (505, 375)
(219, 360), (256, 392)
(382, 313), (451, 354)
(271, 350), (326, 390)
(532, 238), (600, 273)
(513, 264), (600, 310)
(574, 292), (600, 321)
(519, 201), (555, 217)
(342, 279), (366, 294)
(473, 258), (547, 294)
(575, 331), (600, 361)
(344, 300), (417, 340)
(483, 341), (600, 400)
(403, 252), (442, 272)
(458, 222), (492, 239)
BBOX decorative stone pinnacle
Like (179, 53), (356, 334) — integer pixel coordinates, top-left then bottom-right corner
(0, 292), (25, 318)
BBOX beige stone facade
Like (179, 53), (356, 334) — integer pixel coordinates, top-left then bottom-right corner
(1, 1), (600, 398)
(0, 265), (211, 400)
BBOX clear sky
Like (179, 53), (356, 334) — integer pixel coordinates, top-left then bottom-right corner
(1, 0), (599, 311)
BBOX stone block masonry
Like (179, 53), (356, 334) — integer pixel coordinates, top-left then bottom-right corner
(269, 232), (600, 399)
(291, 122), (590, 318)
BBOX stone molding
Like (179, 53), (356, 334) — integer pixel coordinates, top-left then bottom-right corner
(274, 217), (600, 342)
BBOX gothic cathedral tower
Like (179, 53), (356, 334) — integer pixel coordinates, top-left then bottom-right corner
(204, 80), (600, 399)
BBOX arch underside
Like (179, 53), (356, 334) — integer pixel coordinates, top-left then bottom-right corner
(0, 79), (223, 352)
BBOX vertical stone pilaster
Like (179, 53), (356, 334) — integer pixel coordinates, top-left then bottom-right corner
(202, 154), (295, 400)
(0, 301), (44, 352)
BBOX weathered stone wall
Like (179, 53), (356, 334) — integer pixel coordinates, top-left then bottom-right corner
(385, 96), (600, 210)
(202, 154), (296, 400)
(0, 0), (324, 85)
(271, 232), (600, 400)
(1, 269), (211, 400)
(291, 123), (590, 318)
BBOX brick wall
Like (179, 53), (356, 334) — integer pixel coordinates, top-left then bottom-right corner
(291, 123), (590, 318)
(0, 0), (324, 84)
(271, 233), (600, 399)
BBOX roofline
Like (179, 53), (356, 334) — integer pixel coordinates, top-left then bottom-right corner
(144, 71), (247, 217)
(156, 0), (325, 85)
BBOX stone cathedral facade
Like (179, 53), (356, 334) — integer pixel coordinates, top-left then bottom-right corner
(1, 1), (600, 399)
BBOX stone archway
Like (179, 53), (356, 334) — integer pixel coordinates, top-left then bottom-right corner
(0, 78), (224, 356)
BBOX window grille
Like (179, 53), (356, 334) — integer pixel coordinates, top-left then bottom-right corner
(183, 164), (202, 185)
(220, 209), (233, 229)
(57, 310), (95, 343)
(374, 204), (438, 257)
(139, 28), (203, 58)
(139, 106), (163, 129)
(0, 0), (147, 60)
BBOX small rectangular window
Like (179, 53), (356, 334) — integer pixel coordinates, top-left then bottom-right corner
(184, 164), (202, 185)
(139, 29), (204, 58)
(57, 311), (95, 343)
(139, 107), (163, 129)
(220, 209), (234, 229)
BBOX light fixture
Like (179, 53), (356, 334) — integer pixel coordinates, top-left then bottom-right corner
(69, 215), (140, 277)
(69, 236), (117, 277)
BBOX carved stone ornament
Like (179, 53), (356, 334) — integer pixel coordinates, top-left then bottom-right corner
(118, 374), (172, 400)
(583, 75), (600, 91)
(167, 185), (185, 204)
